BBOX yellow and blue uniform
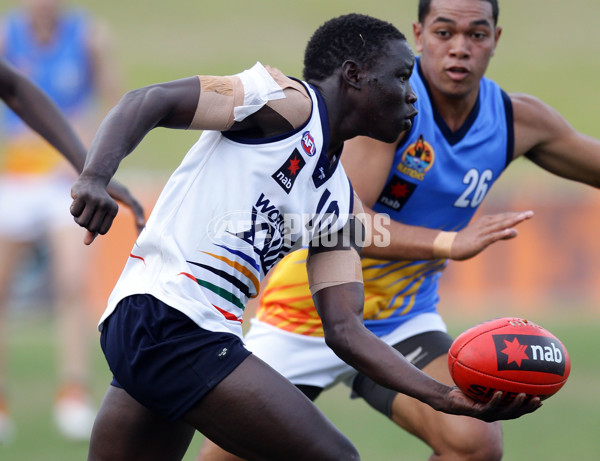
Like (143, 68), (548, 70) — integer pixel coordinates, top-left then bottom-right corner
(1, 8), (94, 175)
(0, 8), (96, 242)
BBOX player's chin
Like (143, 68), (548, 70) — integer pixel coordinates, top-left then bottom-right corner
(370, 120), (411, 143)
(400, 117), (414, 132)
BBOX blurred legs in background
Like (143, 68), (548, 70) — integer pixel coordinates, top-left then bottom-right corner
(0, 177), (96, 443)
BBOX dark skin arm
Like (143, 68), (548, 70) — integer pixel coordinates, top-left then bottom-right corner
(0, 58), (88, 171)
(0, 58), (145, 233)
(71, 76), (295, 244)
(308, 218), (541, 421)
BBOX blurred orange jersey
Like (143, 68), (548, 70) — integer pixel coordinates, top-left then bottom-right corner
(1, 136), (64, 175)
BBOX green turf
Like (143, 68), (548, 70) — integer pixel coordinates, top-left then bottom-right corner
(1, 312), (598, 460)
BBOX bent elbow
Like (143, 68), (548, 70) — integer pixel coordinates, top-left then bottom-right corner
(323, 321), (356, 358)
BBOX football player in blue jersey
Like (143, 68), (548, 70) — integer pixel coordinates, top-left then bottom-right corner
(0, 57), (144, 444)
(70, 13), (539, 461)
(0, 0), (144, 441)
(198, 1), (600, 460)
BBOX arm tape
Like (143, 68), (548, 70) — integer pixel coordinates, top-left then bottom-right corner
(188, 62), (285, 131)
(189, 75), (242, 131)
(432, 231), (457, 259)
(307, 248), (363, 296)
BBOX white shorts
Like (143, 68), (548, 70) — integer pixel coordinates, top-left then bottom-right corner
(0, 175), (75, 242)
(244, 312), (447, 389)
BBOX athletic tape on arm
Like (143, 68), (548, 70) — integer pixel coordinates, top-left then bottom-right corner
(307, 248), (363, 296)
(307, 193), (366, 295)
(432, 231), (457, 259)
(189, 62), (286, 131)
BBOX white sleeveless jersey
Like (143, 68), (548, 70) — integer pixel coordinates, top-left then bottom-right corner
(101, 76), (354, 338)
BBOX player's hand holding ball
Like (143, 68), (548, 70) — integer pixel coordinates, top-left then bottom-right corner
(448, 317), (570, 406)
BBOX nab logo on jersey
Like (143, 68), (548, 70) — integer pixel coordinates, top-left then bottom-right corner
(397, 134), (435, 181)
(493, 334), (567, 376)
(376, 175), (417, 211)
(272, 149), (306, 194)
(301, 131), (317, 157)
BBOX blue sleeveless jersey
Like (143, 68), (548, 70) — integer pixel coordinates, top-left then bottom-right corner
(362, 58), (514, 336)
(1, 9), (94, 135)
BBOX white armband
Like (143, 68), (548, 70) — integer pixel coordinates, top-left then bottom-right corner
(233, 62), (286, 121)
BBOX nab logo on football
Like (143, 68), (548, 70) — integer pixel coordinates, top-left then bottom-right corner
(493, 334), (567, 376)
(301, 131), (317, 156)
(272, 149), (306, 194)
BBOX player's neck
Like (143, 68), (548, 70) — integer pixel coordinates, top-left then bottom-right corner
(30, 14), (59, 45)
(429, 88), (479, 133)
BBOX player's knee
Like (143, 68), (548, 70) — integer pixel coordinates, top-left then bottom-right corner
(440, 421), (503, 461)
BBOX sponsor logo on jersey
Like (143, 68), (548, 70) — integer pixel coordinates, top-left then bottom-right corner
(396, 134), (434, 181)
(376, 174), (417, 211)
(493, 334), (567, 376)
(301, 131), (317, 156)
(272, 149), (306, 194)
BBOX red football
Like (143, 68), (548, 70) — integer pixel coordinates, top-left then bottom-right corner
(448, 317), (570, 404)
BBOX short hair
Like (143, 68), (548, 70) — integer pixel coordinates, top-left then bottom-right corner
(418, 0), (499, 25)
(303, 14), (406, 82)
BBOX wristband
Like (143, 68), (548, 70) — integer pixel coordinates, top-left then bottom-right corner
(432, 231), (457, 259)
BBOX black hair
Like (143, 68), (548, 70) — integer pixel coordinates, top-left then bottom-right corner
(303, 13), (406, 82)
(418, 0), (499, 25)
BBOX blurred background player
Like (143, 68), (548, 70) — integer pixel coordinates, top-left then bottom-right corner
(198, 0), (600, 460)
(0, 0), (125, 442)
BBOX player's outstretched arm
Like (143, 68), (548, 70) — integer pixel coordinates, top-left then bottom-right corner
(512, 92), (600, 188)
(308, 219), (542, 422)
(362, 205), (534, 261)
(70, 77), (201, 243)
(342, 135), (534, 261)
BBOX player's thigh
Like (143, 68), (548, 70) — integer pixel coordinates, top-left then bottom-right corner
(0, 236), (28, 298)
(47, 226), (89, 305)
(185, 354), (359, 461)
(88, 385), (195, 461)
(391, 354), (502, 452)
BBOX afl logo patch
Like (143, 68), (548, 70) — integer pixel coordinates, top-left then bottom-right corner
(397, 134), (434, 181)
(272, 148), (306, 194)
(301, 131), (317, 157)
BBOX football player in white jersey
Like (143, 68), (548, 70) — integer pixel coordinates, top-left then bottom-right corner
(70, 14), (539, 461)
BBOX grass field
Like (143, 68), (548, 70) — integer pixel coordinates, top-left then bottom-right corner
(1, 0), (600, 459)
(1, 312), (599, 460)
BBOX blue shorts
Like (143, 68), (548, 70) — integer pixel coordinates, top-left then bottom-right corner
(100, 294), (252, 421)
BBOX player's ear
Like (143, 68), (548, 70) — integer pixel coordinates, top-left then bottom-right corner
(491, 25), (502, 56)
(341, 60), (364, 90)
(413, 22), (424, 53)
